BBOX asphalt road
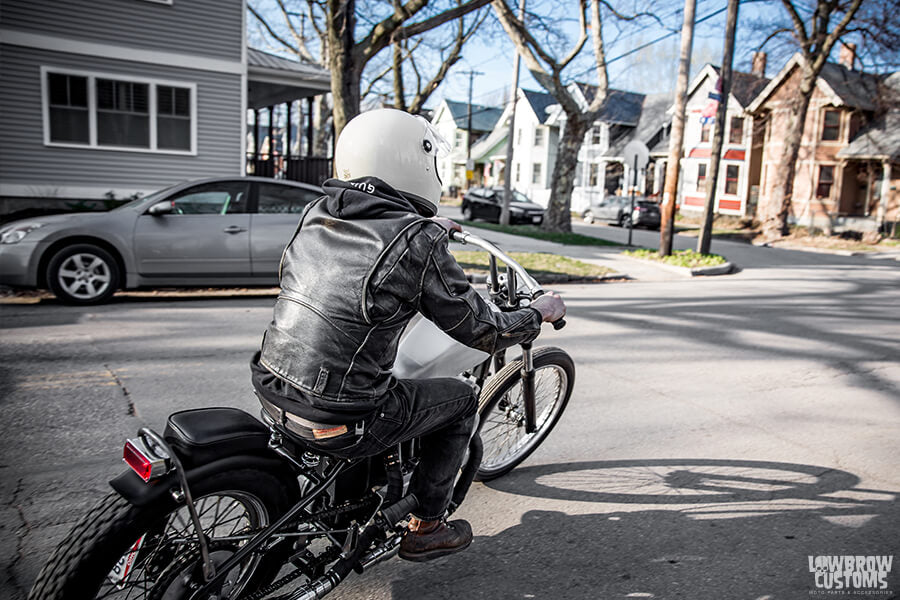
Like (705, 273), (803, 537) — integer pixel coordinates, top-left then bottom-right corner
(1, 233), (899, 600)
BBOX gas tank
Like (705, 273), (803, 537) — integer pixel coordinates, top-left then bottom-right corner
(392, 314), (489, 379)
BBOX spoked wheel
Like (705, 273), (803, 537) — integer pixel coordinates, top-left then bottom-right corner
(28, 469), (294, 600)
(47, 244), (120, 304)
(476, 347), (575, 481)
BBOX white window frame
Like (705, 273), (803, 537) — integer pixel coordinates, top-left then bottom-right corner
(137, 0), (174, 5)
(41, 66), (197, 155)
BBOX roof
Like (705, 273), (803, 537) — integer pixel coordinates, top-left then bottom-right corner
(444, 100), (504, 132)
(749, 53), (886, 114)
(247, 48), (331, 82)
(692, 64), (769, 108)
(601, 93), (671, 158)
(818, 61), (882, 111)
(574, 83), (645, 125)
(521, 89), (558, 124)
(837, 111), (900, 161)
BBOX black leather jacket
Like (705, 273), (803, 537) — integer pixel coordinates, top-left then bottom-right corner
(257, 177), (542, 420)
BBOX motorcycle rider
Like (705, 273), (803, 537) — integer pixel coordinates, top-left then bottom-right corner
(251, 108), (566, 562)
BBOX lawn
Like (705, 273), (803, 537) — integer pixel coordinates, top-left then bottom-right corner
(623, 248), (727, 269)
(461, 221), (620, 247)
(451, 250), (616, 280)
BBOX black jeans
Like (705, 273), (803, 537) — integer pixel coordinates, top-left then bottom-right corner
(325, 378), (478, 520)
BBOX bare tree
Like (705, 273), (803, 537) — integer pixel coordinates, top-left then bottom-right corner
(492, 0), (656, 232)
(757, 0), (864, 239)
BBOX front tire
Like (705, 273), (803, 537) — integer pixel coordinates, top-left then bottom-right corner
(583, 210), (595, 224)
(476, 347), (575, 481)
(28, 469), (294, 600)
(462, 205), (474, 221)
(47, 244), (120, 304)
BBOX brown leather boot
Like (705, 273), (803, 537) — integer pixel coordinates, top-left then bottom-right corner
(398, 517), (473, 562)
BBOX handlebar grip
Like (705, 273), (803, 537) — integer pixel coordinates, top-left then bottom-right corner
(551, 318), (566, 330)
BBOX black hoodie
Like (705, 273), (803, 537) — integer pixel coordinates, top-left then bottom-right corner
(256, 177), (541, 420)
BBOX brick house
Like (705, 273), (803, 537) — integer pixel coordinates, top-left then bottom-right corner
(747, 45), (898, 232)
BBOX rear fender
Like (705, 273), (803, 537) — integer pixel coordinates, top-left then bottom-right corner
(110, 453), (298, 508)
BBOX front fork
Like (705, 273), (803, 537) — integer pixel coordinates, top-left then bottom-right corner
(521, 342), (536, 434)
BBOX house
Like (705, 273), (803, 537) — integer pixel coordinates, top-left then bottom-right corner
(430, 99), (504, 194)
(0, 0), (330, 219)
(747, 45), (897, 232)
(677, 53), (770, 217)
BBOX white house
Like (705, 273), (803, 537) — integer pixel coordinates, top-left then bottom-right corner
(430, 98), (503, 194)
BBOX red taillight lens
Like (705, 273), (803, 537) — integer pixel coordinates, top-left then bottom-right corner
(123, 439), (167, 482)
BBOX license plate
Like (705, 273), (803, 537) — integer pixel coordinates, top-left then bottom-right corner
(108, 535), (145, 588)
(532, 216), (541, 223)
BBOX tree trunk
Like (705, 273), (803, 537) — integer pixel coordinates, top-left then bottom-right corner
(760, 72), (815, 240)
(312, 95), (331, 157)
(328, 0), (361, 138)
(542, 116), (588, 232)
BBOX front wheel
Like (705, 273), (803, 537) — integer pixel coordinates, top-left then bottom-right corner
(582, 210), (595, 224)
(476, 347), (575, 481)
(46, 243), (120, 304)
(28, 469), (294, 600)
(462, 205), (474, 221)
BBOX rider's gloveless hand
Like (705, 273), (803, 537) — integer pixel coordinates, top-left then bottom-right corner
(531, 292), (566, 323)
(430, 216), (463, 233)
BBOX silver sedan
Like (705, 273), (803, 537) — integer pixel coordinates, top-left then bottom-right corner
(0, 177), (322, 304)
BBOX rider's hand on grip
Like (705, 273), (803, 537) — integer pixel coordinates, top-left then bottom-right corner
(531, 292), (566, 324)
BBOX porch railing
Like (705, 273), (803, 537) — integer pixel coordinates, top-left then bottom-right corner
(247, 154), (333, 186)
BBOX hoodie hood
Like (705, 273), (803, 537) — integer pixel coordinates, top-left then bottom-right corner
(322, 177), (436, 220)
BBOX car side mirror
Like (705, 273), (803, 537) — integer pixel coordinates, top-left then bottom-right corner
(148, 201), (174, 216)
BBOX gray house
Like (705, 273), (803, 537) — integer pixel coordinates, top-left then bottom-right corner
(0, 0), (329, 218)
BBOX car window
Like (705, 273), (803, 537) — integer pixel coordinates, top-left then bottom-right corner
(257, 183), (320, 214)
(170, 182), (249, 215)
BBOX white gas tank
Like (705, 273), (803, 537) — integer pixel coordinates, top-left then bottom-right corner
(392, 314), (489, 379)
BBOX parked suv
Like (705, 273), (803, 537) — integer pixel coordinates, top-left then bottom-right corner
(461, 187), (544, 225)
(582, 195), (661, 230)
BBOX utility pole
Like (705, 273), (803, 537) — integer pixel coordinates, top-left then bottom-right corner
(500, 0), (526, 226)
(462, 69), (483, 189)
(697, 0), (739, 255)
(660, 0), (697, 257)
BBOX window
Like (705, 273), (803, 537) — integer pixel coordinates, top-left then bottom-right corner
(816, 165), (835, 197)
(170, 182), (248, 215)
(822, 110), (840, 141)
(725, 164), (739, 195)
(42, 67), (195, 153)
(515, 163), (521, 183)
(696, 163), (707, 191)
(729, 117), (744, 144)
(532, 163), (542, 185)
(700, 123), (711, 143)
(96, 79), (149, 147)
(157, 86), (191, 150)
(47, 73), (89, 144)
(455, 130), (465, 148)
(591, 127), (602, 145)
(257, 184), (319, 214)
(516, 128), (522, 146)
(589, 163), (599, 187)
(534, 127), (544, 146)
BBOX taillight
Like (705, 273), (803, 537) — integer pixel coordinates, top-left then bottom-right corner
(123, 438), (168, 482)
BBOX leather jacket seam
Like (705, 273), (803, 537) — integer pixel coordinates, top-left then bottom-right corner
(277, 198), (319, 280)
(361, 219), (429, 324)
(337, 323), (381, 400)
(278, 292), (359, 345)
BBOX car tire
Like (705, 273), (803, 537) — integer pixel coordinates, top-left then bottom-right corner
(583, 210), (595, 224)
(621, 215), (633, 229)
(47, 244), (120, 305)
(462, 205), (474, 221)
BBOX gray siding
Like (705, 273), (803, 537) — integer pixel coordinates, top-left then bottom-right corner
(1, 0), (243, 62)
(0, 44), (242, 192)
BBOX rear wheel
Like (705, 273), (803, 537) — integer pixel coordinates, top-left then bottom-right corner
(462, 205), (474, 221)
(47, 244), (120, 304)
(28, 469), (294, 600)
(476, 347), (575, 481)
(620, 214), (633, 229)
(582, 210), (595, 224)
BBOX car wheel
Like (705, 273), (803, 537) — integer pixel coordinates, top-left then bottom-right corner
(621, 215), (633, 229)
(583, 210), (595, 224)
(47, 244), (120, 305)
(462, 205), (475, 221)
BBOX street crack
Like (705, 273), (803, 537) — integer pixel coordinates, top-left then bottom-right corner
(104, 364), (136, 417)
(5, 478), (30, 599)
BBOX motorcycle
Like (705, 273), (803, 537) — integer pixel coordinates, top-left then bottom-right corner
(28, 229), (575, 600)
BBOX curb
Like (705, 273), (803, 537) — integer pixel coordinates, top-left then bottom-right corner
(691, 262), (736, 276)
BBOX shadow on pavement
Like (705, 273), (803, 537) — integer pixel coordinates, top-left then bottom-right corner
(388, 458), (898, 600)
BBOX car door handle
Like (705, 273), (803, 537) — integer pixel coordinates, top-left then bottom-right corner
(223, 225), (247, 234)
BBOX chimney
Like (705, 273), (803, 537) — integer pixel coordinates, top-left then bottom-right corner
(751, 51), (767, 77)
(839, 42), (857, 70)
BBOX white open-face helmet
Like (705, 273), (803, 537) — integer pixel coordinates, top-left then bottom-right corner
(334, 108), (451, 215)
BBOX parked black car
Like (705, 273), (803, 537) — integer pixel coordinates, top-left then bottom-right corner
(461, 187), (544, 225)
(582, 195), (661, 230)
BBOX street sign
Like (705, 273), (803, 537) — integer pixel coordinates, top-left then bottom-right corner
(623, 140), (649, 171)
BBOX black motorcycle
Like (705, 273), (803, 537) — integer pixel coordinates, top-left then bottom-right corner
(28, 230), (574, 600)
